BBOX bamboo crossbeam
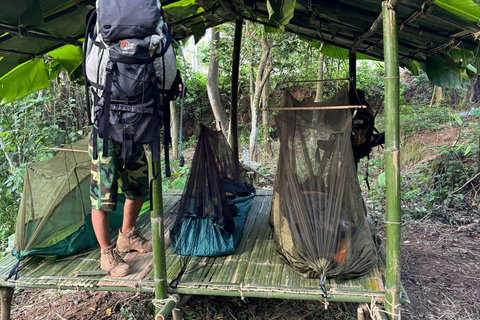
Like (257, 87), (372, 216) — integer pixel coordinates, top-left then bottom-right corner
(44, 147), (88, 153)
(269, 105), (366, 111)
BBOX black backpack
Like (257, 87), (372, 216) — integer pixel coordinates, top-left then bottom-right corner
(83, 0), (181, 176)
(351, 93), (384, 165)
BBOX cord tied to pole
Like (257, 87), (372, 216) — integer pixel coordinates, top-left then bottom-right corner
(320, 274), (329, 310)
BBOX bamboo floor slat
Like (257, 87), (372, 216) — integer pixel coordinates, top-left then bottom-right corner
(0, 189), (388, 302)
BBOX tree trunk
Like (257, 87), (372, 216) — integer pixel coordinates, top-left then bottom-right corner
(170, 100), (179, 159)
(336, 59), (340, 91)
(206, 28), (229, 135)
(436, 86), (443, 105)
(249, 36), (273, 162)
(261, 75), (272, 156)
(0, 138), (15, 169)
(315, 52), (324, 102)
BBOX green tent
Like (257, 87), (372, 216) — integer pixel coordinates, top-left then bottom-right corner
(12, 137), (149, 261)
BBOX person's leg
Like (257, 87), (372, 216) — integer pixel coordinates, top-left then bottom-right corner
(89, 131), (131, 276)
(117, 145), (151, 253)
(122, 197), (144, 233)
(92, 209), (111, 249)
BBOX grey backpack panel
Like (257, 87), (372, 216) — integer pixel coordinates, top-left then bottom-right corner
(97, 0), (160, 43)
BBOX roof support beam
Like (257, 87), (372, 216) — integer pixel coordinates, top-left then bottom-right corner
(382, 2), (402, 320)
(0, 49), (34, 58)
(0, 24), (80, 46)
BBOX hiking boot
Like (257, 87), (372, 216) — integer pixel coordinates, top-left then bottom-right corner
(116, 227), (153, 253)
(100, 246), (131, 277)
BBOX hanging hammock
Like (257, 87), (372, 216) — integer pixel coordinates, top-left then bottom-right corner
(170, 125), (255, 257)
(270, 86), (379, 279)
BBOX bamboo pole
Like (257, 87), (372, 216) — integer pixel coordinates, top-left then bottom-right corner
(156, 299), (176, 320)
(229, 18), (243, 159)
(147, 147), (169, 316)
(0, 287), (14, 320)
(382, 2), (402, 319)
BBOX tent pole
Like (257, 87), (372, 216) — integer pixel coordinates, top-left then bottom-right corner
(348, 49), (356, 100)
(382, 2), (401, 319)
(229, 18), (243, 159)
(147, 147), (169, 317)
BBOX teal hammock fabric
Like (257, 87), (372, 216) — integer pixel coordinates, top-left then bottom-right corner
(170, 192), (255, 256)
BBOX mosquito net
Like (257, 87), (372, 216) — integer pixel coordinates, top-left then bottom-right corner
(170, 125), (255, 256)
(271, 87), (378, 279)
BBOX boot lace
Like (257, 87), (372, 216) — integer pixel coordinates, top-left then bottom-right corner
(132, 229), (148, 243)
(109, 248), (125, 263)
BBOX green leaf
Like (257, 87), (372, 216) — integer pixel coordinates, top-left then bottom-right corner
(402, 60), (422, 76)
(163, 0), (204, 22)
(0, 59), (50, 105)
(378, 172), (386, 187)
(190, 22), (207, 44)
(172, 177), (187, 190)
(425, 56), (461, 88)
(435, 0), (480, 23)
(48, 45), (83, 74)
(0, 54), (30, 78)
(464, 145), (471, 156)
(264, 25), (282, 33)
(451, 113), (463, 125)
(321, 44), (379, 61)
(267, 0), (296, 29)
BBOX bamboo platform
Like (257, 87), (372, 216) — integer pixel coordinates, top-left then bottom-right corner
(0, 189), (398, 304)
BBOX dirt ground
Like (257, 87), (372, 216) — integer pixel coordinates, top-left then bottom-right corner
(9, 125), (480, 320)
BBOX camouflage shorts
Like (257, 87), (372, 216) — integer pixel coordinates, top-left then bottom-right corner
(89, 132), (149, 211)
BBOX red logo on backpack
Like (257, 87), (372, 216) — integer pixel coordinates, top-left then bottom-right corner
(120, 40), (130, 49)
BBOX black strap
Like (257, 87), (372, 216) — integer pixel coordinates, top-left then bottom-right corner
(163, 96), (171, 177)
(101, 61), (115, 158)
(364, 155), (371, 191)
(83, 9), (97, 126)
(154, 29), (172, 58)
(92, 126), (99, 160)
(121, 125), (134, 165)
(149, 64), (161, 164)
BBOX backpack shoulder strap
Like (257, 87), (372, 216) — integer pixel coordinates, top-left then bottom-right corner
(83, 8), (97, 126)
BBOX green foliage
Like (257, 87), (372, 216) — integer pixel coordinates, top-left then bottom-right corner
(399, 104), (451, 134)
(427, 144), (475, 205)
(0, 76), (86, 252)
(182, 70), (213, 127)
(162, 159), (191, 192)
(357, 61), (385, 105)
